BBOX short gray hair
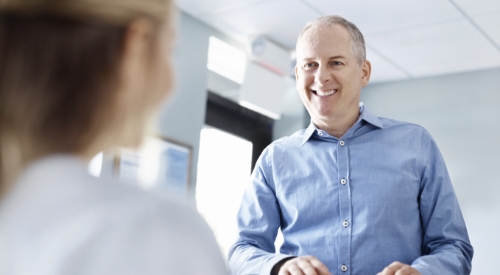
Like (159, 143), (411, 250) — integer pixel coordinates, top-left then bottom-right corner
(297, 15), (366, 66)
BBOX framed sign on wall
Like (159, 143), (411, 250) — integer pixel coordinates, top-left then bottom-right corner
(116, 136), (191, 196)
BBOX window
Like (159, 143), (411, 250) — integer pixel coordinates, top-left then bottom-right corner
(207, 36), (247, 84)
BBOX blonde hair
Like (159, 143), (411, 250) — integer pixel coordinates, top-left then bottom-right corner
(0, 0), (173, 195)
(297, 15), (366, 66)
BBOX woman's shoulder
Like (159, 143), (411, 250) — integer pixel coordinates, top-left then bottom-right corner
(3, 154), (203, 231)
(0, 154), (228, 275)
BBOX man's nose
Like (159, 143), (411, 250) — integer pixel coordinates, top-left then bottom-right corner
(315, 65), (331, 84)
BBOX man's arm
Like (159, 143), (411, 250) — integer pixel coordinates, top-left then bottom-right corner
(227, 149), (290, 275)
(227, 148), (333, 275)
(403, 129), (473, 275)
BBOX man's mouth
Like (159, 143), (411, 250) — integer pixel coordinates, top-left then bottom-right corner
(311, 89), (337, 97)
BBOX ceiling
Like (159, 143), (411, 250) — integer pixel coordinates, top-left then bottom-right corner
(176, 0), (500, 84)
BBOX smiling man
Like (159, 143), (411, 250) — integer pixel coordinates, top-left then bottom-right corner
(228, 15), (473, 275)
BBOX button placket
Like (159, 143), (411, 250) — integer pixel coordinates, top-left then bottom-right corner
(337, 137), (351, 275)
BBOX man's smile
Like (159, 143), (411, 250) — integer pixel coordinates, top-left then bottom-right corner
(311, 89), (338, 97)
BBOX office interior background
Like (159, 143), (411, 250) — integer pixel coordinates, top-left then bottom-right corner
(90, 0), (500, 274)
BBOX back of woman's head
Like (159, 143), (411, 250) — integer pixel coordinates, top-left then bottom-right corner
(0, 0), (174, 194)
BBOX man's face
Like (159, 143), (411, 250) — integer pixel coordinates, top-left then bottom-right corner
(295, 24), (370, 128)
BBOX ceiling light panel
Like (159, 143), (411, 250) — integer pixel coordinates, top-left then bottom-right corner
(303, 0), (462, 35)
(366, 18), (500, 77)
(198, 0), (321, 49)
(207, 36), (247, 84)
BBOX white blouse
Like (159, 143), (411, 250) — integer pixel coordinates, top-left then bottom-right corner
(0, 155), (228, 275)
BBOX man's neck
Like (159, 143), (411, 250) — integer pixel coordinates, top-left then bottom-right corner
(313, 110), (361, 139)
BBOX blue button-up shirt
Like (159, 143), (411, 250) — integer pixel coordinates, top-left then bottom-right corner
(228, 104), (473, 275)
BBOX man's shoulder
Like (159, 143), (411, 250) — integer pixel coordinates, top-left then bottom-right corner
(377, 117), (428, 133)
(378, 116), (421, 128)
(374, 117), (436, 144)
(268, 128), (307, 148)
(255, 129), (308, 163)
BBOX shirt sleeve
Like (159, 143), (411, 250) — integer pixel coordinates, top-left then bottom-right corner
(411, 129), (473, 275)
(228, 147), (291, 275)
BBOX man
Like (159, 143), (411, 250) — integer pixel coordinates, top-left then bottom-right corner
(228, 15), (473, 275)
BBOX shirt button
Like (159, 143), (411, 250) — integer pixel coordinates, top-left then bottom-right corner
(341, 265), (348, 272)
(342, 220), (349, 227)
(339, 140), (345, 146)
(340, 178), (347, 185)
(318, 131), (323, 135)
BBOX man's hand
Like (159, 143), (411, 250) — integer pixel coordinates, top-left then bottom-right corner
(278, 255), (333, 275)
(376, 261), (422, 275)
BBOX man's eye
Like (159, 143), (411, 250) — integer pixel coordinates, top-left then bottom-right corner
(331, 61), (344, 66)
(303, 63), (317, 69)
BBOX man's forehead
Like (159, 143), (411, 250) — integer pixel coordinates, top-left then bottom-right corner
(296, 25), (351, 56)
(299, 24), (349, 42)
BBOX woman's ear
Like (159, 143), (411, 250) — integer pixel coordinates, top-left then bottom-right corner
(119, 18), (155, 91)
(113, 18), (157, 148)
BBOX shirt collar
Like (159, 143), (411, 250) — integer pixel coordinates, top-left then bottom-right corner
(302, 122), (317, 145)
(358, 102), (384, 129)
(301, 102), (384, 146)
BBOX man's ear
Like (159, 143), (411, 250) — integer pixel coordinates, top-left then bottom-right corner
(361, 60), (371, 86)
(295, 65), (299, 81)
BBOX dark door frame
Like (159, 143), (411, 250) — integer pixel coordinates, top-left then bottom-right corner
(205, 91), (274, 171)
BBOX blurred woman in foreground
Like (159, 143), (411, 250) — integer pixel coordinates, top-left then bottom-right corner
(0, 0), (228, 274)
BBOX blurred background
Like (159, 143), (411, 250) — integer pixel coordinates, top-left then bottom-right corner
(91, 0), (499, 274)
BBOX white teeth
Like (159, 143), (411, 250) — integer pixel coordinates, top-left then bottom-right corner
(315, 89), (337, 96)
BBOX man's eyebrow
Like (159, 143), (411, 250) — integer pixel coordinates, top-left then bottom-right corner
(300, 57), (316, 62)
(300, 55), (346, 61)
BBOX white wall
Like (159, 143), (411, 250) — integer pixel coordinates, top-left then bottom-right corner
(361, 68), (500, 275)
(272, 77), (309, 140)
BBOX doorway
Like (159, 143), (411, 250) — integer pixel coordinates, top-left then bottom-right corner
(196, 91), (274, 258)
